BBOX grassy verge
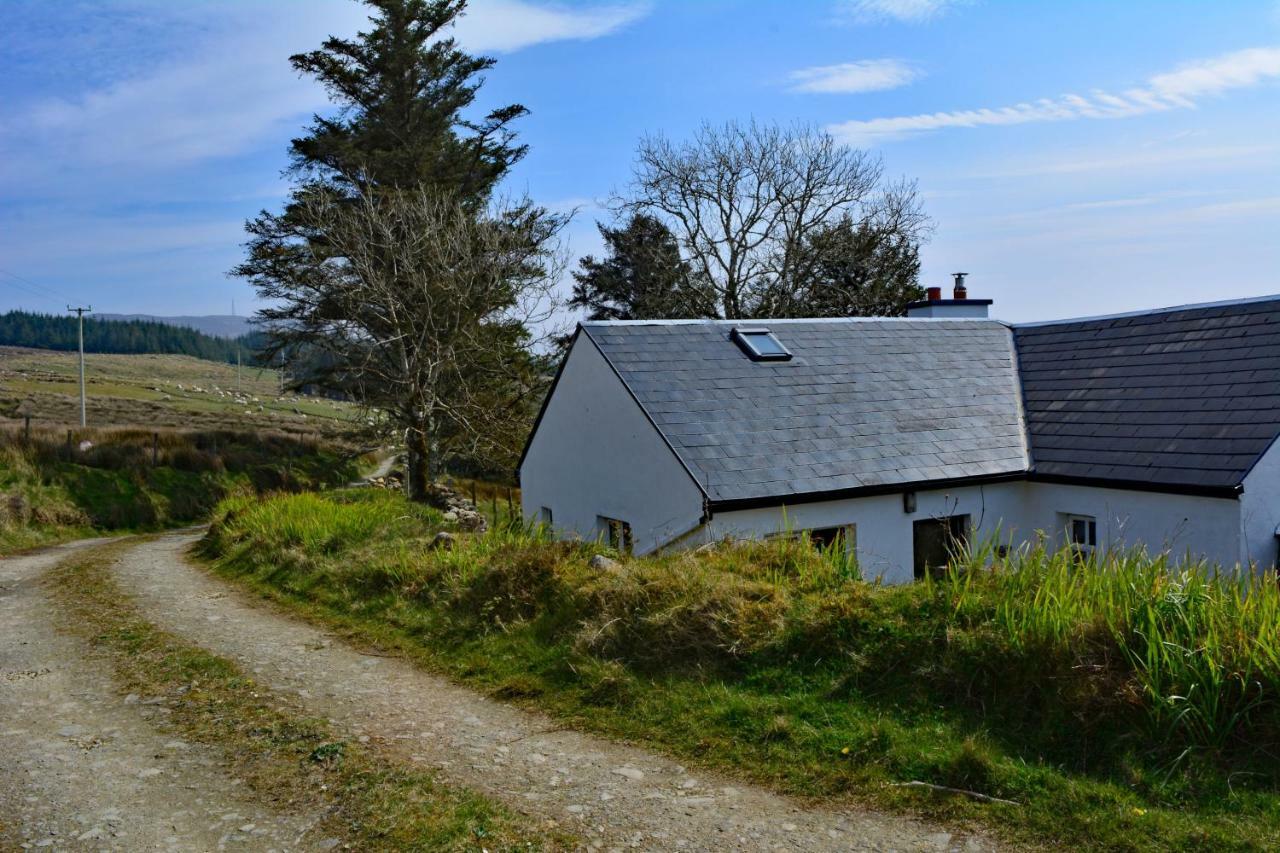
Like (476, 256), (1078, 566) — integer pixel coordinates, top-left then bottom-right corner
(48, 538), (565, 851)
(0, 426), (358, 554)
(201, 490), (1280, 851)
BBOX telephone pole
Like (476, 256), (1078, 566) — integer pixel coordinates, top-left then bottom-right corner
(68, 305), (92, 427)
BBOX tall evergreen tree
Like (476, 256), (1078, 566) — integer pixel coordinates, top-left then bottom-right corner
(286, 0), (527, 196)
(570, 214), (716, 321)
(235, 0), (554, 498)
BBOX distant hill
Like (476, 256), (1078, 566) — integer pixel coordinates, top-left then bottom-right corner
(96, 313), (255, 339)
(0, 310), (261, 364)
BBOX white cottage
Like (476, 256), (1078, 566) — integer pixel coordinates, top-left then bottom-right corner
(519, 288), (1280, 583)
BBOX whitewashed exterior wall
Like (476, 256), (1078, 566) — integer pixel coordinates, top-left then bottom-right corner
(689, 480), (1243, 584)
(519, 335), (705, 555)
(702, 482), (1028, 585)
(1240, 439), (1280, 571)
(1013, 482), (1242, 569)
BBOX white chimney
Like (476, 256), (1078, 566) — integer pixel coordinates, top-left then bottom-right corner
(906, 273), (992, 319)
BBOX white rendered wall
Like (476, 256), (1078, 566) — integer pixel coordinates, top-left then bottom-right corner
(519, 334), (706, 555)
(698, 480), (1242, 583)
(704, 482), (1030, 585)
(1240, 439), (1280, 571)
(1016, 482), (1242, 570)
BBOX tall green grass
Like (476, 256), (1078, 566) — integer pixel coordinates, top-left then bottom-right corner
(946, 541), (1280, 758)
(202, 491), (1280, 850)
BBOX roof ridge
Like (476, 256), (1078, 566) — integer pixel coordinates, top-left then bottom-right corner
(1014, 292), (1280, 328)
(581, 317), (1005, 327)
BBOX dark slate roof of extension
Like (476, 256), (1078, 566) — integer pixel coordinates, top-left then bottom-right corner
(581, 319), (1028, 507)
(1014, 296), (1280, 495)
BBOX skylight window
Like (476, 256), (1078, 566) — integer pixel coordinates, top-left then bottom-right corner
(731, 327), (792, 361)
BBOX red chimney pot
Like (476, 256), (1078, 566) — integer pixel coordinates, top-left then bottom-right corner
(926, 286), (942, 301)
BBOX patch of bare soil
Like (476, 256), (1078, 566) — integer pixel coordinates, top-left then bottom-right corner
(0, 542), (322, 851)
(113, 533), (997, 852)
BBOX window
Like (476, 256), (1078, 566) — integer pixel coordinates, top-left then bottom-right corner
(731, 327), (792, 361)
(913, 515), (970, 580)
(539, 506), (553, 525)
(598, 515), (633, 554)
(807, 525), (855, 552)
(1065, 514), (1097, 556)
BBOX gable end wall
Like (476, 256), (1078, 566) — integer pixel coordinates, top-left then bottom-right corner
(519, 334), (705, 555)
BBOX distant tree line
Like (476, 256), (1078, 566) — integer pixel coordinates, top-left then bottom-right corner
(0, 310), (263, 364)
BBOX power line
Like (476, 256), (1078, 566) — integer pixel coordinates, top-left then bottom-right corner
(0, 276), (65, 307)
(0, 267), (75, 306)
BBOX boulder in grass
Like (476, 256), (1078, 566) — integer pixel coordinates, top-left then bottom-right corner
(589, 554), (620, 571)
(430, 531), (455, 551)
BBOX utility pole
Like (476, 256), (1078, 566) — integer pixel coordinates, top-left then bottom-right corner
(233, 298), (241, 393)
(68, 305), (92, 427)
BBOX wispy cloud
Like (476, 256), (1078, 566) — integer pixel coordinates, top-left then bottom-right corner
(0, 1), (650, 189)
(977, 144), (1279, 179)
(835, 0), (963, 24)
(453, 1), (650, 53)
(788, 59), (921, 94)
(828, 46), (1280, 145)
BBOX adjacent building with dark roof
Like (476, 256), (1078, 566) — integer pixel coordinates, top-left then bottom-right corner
(520, 290), (1280, 582)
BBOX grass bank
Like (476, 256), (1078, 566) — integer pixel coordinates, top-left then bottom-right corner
(201, 490), (1280, 851)
(0, 426), (358, 553)
(49, 538), (563, 851)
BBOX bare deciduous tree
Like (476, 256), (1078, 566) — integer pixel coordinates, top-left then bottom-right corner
(618, 120), (931, 319)
(242, 185), (566, 499)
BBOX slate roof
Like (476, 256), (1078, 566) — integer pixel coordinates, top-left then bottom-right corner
(1014, 297), (1280, 493)
(580, 319), (1028, 506)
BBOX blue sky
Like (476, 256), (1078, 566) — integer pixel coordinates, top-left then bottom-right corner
(2, 0), (1279, 324)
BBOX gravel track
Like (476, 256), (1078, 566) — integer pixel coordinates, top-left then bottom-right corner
(0, 541), (322, 851)
(110, 533), (997, 852)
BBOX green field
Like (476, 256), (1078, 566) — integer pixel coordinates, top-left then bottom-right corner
(0, 346), (358, 435)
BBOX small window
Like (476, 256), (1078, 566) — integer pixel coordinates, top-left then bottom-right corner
(1066, 514), (1097, 555)
(807, 525), (854, 552)
(597, 515), (633, 554)
(540, 506), (553, 525)
(731, 327), (792, 361)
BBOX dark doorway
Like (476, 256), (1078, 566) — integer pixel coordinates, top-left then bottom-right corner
(913, 515), (970, 580)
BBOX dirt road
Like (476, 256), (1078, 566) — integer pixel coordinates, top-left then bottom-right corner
(0, 541), (323, 851)
(106, 533), (994, 852)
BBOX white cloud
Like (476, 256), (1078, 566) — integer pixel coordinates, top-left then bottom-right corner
(788, 59), (921, 94)
(836, 0), (962, 24)
(0, 1), (649, 188)
(977, 144), (1278, 178)
(452, 1), (650, 53)
(828, 46), (1280, 145)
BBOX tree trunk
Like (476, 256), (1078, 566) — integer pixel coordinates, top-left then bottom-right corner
(407, 427), (431, 502)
